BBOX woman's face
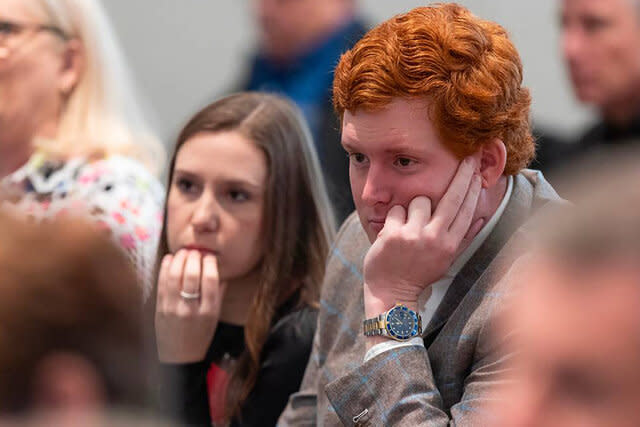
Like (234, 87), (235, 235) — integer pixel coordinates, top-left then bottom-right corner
(0, 0), (72, 155)
(166, 131), (268, 282)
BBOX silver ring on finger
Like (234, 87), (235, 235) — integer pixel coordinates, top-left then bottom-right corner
(180, 290), (201, 300)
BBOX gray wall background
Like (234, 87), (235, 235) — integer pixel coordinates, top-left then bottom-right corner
(101, 1), (593, 147)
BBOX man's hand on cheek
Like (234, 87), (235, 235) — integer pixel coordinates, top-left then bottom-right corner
(363, 157), (483, 320)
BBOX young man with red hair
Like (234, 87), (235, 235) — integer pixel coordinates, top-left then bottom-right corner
(278, 4), (561, 426)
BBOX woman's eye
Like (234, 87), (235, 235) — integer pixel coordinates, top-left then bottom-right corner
(176, 178), (197, 194)
(229, 190), (249, 202)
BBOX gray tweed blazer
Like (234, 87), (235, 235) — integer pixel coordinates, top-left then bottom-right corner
(277, 170), (561, 426)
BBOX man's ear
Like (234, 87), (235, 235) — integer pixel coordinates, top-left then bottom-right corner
(58, 39), (84, 96)
(477, 138), (507, 188)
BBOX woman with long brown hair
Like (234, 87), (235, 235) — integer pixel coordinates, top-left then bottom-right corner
(154, 92), (335, 426)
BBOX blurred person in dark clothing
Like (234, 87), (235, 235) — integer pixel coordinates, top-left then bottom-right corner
(238, 0), (367, 223)
(494, 160), (640, 427)
(537, 0), (640, 174)
(0, 213), (163, 426)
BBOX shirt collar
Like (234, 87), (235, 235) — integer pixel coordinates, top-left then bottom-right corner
(445, 174), (514, 278)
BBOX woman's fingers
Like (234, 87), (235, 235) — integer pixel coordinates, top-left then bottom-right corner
(165, 250), (188, 299)
(200, 254), (224, 313)
(156, 254), (173, 305)
(181, 250), (202, 300)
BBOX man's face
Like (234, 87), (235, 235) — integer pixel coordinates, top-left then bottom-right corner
(253, 0), (329, 59)
(561, 0), (640, 111)
(342, 98), (470, 243)
(498, 255), (640, 427)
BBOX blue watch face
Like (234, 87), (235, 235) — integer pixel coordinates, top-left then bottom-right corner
(386, 306), (418, 340)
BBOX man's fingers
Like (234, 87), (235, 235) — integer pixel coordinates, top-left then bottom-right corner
(465, 217), (486, 241)
(200, 255), (223, 312)
(181, 250), (202, 299)
(449, 174), (483, 240)
(459, 217), (485, 251)
(406, 196), (432, 232)
(383, 204), (407, 232)
(433, 157), (476, 229)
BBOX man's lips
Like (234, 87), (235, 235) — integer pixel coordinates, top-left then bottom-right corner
(368, 219), (386, 233)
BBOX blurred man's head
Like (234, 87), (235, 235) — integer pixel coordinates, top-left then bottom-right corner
(333, 4), (534, 242)
(0, 214), (153, 425)
(253, 0), (355, 62)
(497, 164), (640, 427)
(561, 0), (640, 122)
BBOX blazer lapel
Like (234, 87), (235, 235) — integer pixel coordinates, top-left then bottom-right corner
(423, 174), (536, 347)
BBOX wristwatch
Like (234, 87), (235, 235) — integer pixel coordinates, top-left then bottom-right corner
(363, 303), (422, 341)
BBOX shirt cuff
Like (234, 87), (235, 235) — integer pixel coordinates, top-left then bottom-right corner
(363, 337), (425, 362)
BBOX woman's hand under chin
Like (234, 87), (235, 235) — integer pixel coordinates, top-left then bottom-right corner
(155, 249), (227, 363)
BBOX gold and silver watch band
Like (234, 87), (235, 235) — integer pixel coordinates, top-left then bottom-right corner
(363, 313), (388, 337)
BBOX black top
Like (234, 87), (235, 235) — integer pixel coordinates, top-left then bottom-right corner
(161, 303), (317, 427)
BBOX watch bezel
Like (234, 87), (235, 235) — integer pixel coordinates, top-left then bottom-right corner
(385, 304), (420, 341)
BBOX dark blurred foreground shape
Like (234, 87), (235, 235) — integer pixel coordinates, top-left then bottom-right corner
(237, 0), (367, 223)
(0, 213), (172, 426)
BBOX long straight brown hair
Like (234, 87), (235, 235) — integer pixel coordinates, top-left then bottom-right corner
(156, 92), (336, 423)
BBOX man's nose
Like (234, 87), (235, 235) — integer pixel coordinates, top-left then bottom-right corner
(562, 26), (584, 64)
(360, 166), (392, 206)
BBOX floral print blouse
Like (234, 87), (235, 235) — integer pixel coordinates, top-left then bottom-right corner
(0, 152), (165, 299)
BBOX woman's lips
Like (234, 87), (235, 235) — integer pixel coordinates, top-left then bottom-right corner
(182, 245), (219, 256)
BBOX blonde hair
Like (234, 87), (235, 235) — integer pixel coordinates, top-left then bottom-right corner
(26, 0), (165, 174)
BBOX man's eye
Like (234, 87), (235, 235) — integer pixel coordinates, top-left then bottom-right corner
(395, 157), (415, 167)
(0, 22), (18, 35)
(349, 153), (367, 164)
(582, 16), (609, 33)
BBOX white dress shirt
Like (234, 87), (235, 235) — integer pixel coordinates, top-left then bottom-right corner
(364, 175), (514, 362)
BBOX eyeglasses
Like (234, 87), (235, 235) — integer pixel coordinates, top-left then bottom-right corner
(0, 19), (69, 49)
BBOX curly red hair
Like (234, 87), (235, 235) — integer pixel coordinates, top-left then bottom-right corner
(333, 3), (534, 175)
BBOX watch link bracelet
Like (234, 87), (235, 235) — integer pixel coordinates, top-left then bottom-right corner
(363, 303), (422, 341)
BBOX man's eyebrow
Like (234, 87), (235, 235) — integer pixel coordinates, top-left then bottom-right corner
(383, 142), (427, 155)
(341, 140), (358, 151)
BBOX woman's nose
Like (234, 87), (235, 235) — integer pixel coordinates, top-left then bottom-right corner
(191, 193), (220, 232)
